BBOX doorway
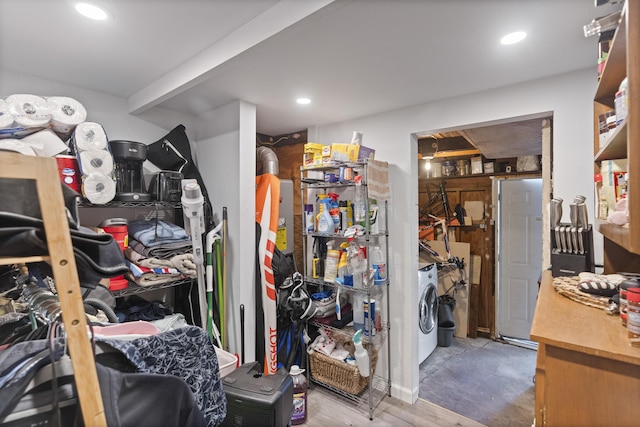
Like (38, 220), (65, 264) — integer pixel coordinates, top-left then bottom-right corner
(496, 178), (543, 340)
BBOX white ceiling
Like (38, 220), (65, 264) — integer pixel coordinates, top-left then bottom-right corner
(0, 0), (621, 136)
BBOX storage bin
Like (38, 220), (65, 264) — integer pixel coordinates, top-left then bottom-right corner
(309, 345), (378, 395)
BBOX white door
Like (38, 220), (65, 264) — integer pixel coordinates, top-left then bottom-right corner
(498, 178), (542, 339)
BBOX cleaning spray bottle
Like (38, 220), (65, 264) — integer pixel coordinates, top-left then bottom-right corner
(327, 192), (341, 233)
(353, 174), (367, 225)
(317, 197), (334, 234)
(353, 329), (370, 377)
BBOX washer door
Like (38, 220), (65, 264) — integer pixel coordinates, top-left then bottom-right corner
(419, 284), (438, 334)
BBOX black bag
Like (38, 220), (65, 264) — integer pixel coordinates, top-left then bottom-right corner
(146, 125), (214, 229)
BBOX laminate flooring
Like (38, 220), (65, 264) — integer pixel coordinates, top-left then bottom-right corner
(418, 336), (537, 427)
(306, 383), (484, 427)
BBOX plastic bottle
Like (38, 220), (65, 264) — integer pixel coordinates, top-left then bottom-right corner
(353, 174), (367, 224)
(327, 193), (341, 233)
(346, 237), (365, 289)
(289, 365), (307, 425)
(370, 245), (386, 285)
(317, 198), (334, 234)
(352, 329), (370, 377)
(324, 241), (340, 283)
(352, 293), (365, 331)
(337, 242), (349, 284)
(315, 194), (328, 232)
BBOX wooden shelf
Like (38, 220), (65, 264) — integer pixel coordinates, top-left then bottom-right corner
(593, 0), (640, 257)
(594, 120), (628, 161)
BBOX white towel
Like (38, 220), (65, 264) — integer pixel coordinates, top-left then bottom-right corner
(21, 129), (69, 157)
(82, 173), (116, 204)
(78, 150), (114, 175)
(0, 138), (36, 156)
(6, 94), (51, 128)
(367, 159), (390, 201)
(47, 96), (87, 140)
(73, 121), (107, 151)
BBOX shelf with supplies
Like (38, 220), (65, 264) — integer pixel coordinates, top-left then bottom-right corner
(76, 196), (195, 299)
(109, 277), (194, 298)
(592, 0), (640, 259)
(300, 159), (391, 420)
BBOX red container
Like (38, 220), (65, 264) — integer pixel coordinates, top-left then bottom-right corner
(102, 224), (128, 251)
(55, 155), (81, 193)
(101, 220), (129, 290)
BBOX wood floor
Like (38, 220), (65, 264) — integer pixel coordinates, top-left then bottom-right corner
(305, 384), (484, 427)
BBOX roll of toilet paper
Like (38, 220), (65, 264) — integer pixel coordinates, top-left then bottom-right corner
(82, 173), (116, 205)
(78, 150), (114, 176)
(0, 100), (14, 129)
(5, 94), (51, 128)
(22, 129), (69, 157)
(47, 96), (87, 139)
(73, 121), (108, 151)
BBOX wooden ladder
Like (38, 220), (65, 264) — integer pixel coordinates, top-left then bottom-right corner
(0, 152), (106, 426)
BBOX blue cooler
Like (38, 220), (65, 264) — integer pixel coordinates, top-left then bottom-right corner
(221, 362), (294, 427)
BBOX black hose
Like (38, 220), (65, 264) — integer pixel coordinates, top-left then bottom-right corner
(84, 297), (119, 323)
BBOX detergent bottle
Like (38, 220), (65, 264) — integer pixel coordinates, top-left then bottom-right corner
(289, 365), (308, 425)
(323, 241), (340, 283)
(315, 194), (328, 232)
(353, 329), (370, 377)
(316, 197), (334, 234)
(337, 242), (349, 285)
(327, 192), (341, 233)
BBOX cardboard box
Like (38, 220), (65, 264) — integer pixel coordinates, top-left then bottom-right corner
(464, 201), (484, 221)
(483, 162), (495, 174)
(471, 157), (483, 174)
(331, 143), (352, 162)
(357, 145), (375, 161)
(304, 142), (324, 154)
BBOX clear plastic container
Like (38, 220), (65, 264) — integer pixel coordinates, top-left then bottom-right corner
(289, 365), (307, 425)
(370, 245), (386, 285)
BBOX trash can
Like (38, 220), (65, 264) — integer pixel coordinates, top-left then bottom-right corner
(437, 295), (456, 347)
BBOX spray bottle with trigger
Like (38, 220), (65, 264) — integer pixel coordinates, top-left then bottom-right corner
(353, 329), (370, 377)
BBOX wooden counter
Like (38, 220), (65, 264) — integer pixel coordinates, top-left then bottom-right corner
(531, 271), (640, 426)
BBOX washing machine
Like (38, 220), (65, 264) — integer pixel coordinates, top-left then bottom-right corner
(418, 263), (438, 364)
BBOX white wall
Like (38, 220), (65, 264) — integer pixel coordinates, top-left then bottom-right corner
(0, 69), (195, 142)
(315, 68), (599, 403)
(194, 100), (257, 359)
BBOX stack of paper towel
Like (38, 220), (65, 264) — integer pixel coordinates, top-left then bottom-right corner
(0, 94), (88, 156)
(71, 122), (117, 205)
(0, 94), (87, 139)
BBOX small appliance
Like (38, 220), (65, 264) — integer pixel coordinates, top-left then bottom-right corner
(109, 140), (152, 202)
(148, 171), (183, 202)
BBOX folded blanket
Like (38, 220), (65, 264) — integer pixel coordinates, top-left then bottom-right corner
(125, 260), (185, 287)
(128, 220), (191, 248)
(129, 238), (192, 260)
(125, 247), (174, 269)
(125, 247), (196, 278)
(170, 253), (197, 278)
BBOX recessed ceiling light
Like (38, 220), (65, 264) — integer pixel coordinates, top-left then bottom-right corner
(296, 98), (311, 105)
(501, 31), (527, 45)
(75, 3), (109, 20)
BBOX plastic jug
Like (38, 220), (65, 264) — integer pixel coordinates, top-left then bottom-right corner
(289, 365), (307, 425)
(370, 245), (386, 285)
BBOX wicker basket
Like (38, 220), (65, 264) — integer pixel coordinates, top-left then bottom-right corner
(309, 347), (378, 395)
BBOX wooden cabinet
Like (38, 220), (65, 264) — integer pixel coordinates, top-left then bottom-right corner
(594, 0), (640, 266)
(531, 272), (640, 426)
